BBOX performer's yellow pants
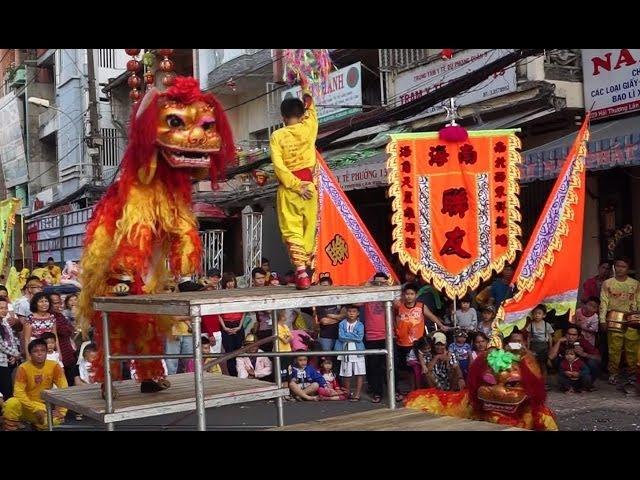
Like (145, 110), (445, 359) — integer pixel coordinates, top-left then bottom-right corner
(2, 397), (64, 431)
(608, 328), (640, 376)
(277, 185), (318, 269)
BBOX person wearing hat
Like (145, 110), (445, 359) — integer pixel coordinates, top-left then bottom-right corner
(478, 305), (496, 338)
(425, 331), (465, 391)
(448, 328), (472, 378)
(235, 333), (273, 381)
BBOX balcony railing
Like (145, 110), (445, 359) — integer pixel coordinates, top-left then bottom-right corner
(544, 49), (582, 82)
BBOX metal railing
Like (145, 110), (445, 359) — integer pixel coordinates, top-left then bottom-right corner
(45, 288), (399, 431)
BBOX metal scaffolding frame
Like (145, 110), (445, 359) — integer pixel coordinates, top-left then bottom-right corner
(242, 205), (262, 285)
(199, 229), (224, 275)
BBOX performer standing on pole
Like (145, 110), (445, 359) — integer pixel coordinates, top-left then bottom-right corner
(270, 78), (318, 290)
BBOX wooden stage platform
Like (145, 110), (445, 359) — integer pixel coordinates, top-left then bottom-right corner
(271, 408), (526, 431)
(74, 284), (400, 430)
(93, 284), (399, 316)
(41, 374), (288, 424)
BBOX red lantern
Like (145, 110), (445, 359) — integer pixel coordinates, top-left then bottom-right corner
(125, 49), (141, 57)
(162, 72), (177, 87)
(129, 89), (142, 101)
(441, 49), (454, 60)
(126, 59), (141, 72)
(158, 49), (174, 57)
(159, 58), (174, 72)
(144, 71), (155, 85)
(127, 74), (142, 89)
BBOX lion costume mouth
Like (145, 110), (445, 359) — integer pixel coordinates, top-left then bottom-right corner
(479, 399), (526, 414)
(478, 385), (527, 415)
(158, 144), (212, 168)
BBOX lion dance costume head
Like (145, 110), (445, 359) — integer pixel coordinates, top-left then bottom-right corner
(406, 342), (558, 431)
(78, 77), (234, 393)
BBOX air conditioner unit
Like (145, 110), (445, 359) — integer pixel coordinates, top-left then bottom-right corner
(8, 66), (26, 88)
(51, 184), (61, 202)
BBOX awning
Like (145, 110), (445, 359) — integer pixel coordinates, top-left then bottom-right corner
(473, 107), (558, 130)
(192, 202), (234, 219)
(521, 114), (640, 183)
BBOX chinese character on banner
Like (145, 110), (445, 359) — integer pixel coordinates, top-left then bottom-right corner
(325, 234), (349, 266)
(386, 131), (522, 298)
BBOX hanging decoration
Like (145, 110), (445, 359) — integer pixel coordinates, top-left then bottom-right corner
(142, 51), (156, 88)
(439, 97), (469, 142)
(157, 49), (176, 87)
(282, 49), (332, 97)
(125, 49), (142, 102)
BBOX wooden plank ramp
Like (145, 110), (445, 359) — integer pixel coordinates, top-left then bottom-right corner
(271, 408), (526, 431)
(42, 373), (288, 424)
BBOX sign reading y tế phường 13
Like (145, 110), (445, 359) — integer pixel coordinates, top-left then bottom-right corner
(281, 62), (362, 124)
(582, 49), (640, 120)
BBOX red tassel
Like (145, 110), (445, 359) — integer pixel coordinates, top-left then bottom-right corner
(438, 124), (468, 142)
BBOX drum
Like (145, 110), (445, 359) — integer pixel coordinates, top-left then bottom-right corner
(625, 312), (640, 330)
(606, 311), (627, 333)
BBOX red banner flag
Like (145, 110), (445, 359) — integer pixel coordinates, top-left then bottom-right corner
(313, 152), (398, 286)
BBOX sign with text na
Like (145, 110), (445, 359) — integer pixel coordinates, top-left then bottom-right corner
(387, 131), (522, 298)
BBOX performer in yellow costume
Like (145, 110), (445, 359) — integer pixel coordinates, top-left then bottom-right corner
(2, 338), (68, 431)
(269, 81), (318, 290)
(599, 257), (640, 385)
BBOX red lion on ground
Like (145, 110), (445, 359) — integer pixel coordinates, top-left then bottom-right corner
(78, 77), (234, 394)
(406, 347), (558, 431)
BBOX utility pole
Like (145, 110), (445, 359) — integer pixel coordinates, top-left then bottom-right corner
(85, 49), (102, 183)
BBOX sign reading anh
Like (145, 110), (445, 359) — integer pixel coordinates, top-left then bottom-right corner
(282, 62), (362, 124)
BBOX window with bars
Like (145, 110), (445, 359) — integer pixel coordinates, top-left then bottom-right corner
(99, 128), (121, 167)
(98, 49), (116, 69)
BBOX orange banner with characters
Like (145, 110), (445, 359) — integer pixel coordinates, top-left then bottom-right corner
(313, 152), (398, 286)
(500, 116), (590, 335)
(387, 131), (522, 298)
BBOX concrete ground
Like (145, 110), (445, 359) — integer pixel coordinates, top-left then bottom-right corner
(47, 374), (639, 431)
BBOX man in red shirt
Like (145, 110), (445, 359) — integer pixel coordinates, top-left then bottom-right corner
(361, 272), (391, 403)
(582, 261), (611, 301)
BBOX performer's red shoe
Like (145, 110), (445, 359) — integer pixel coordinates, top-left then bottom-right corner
(295, 273), (311, 290)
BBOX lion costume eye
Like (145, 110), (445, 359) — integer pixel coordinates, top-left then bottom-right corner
(202, 121), (216, 131)
(167, 115), (185, 128)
